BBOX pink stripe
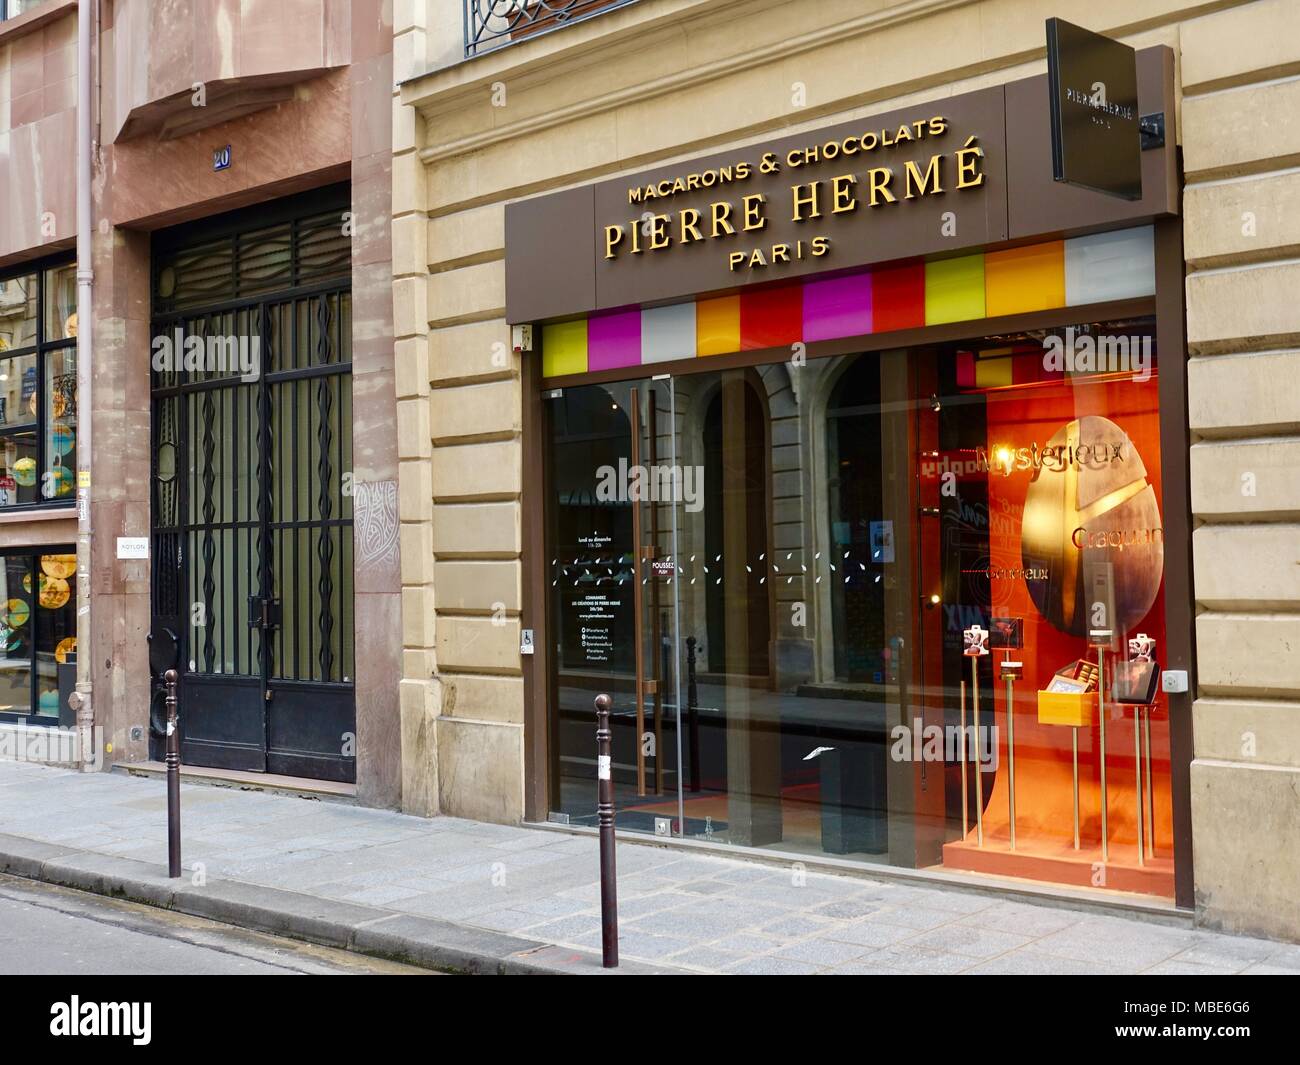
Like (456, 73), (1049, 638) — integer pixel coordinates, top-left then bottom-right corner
(802, 272), (872, 341)
(587, 310), (642, 370)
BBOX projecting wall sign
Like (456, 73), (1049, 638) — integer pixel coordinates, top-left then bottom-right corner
(1046, 18), (1142, 201)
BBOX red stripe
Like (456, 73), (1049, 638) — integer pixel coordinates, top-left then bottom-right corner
(871, 260), (926, 333)
(740, 284), (802, 350)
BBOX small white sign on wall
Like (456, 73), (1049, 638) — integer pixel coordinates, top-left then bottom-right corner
(116, 537), (149, 560)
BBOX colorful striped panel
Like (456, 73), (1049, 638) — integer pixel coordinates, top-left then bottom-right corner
(740, 284), (802, 350)
(587, 310), (641, 371)
(803, 273), (872, 341)
(542, 319), (588, 377)
(537, 227), (1156, 377)
(641, 302), (697, 363)
(925, 254), (985, 325)
(985, 241), (1066, 318)
(697, 295), (740, 356)
(872, 260), (926, 332)
(1065, 226), (1155, 305)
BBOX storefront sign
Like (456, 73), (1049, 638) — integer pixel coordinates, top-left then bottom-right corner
(1046, 18), (1141, 200)
(506, 87), (1010, 322)
(506, 48), (1176, 325)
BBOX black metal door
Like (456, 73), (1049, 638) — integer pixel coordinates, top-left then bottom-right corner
(150, 194), (355, 782)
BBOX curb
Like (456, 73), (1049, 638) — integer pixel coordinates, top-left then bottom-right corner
(0, 833), (676, 976)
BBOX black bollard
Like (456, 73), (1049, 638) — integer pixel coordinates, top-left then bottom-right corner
(594, 693), (618, 968)
(164, 669), (181, 879)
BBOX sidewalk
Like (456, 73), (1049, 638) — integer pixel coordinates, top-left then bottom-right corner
(0, 760), (1294, 975)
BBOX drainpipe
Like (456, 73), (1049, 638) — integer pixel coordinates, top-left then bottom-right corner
(71, 0), (95, 767)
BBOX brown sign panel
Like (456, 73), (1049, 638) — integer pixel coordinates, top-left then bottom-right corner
(506, 89), (1009, 322)
(592, 87), (1008, 314)
(504, 184), (596, 325)
(505, 50), (1177, 325)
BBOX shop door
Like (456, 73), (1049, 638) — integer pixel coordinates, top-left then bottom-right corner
(545, 369), (778, 839)
(150, 201), (355, 783)
(546, 360), (905, 849)
(545, 377), (687, 831)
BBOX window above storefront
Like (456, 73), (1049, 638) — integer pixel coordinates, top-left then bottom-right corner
(1, 0), (52, 20)
(464, 0), (639, 58)
(0, 260), (77, 511)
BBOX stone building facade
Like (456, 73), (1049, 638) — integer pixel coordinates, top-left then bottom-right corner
(394, 0), (1300, 941)
(1, 1), (401, 804)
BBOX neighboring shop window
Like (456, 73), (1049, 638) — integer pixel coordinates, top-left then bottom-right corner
(0, 262), (77, 509)
(0, 550), (77, 721)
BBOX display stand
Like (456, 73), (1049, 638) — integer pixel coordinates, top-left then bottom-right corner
(970, 656), (983, 846)
(959, 678), (969, 840)
(1143, 705), (1155, 858)
(1000, 658), (1022, 851)
(1132, 703), (1144, 867)
(1093, 634), (1111, 864)
(1071, 726), (1080, 850)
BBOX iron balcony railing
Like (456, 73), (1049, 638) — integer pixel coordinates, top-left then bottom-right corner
(464, 0), (640, 58)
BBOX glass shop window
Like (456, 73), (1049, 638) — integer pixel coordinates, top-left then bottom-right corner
(0, 263), (77, 510)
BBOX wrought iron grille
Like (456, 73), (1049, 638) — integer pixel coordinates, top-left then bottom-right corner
(464, 0), (639, 58)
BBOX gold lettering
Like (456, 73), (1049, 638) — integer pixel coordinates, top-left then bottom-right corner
(841, 136), (861, 156)
(629, 217), (643, 254)
(866, 167), (897, 205)
(928, 116), (948, 136)
(831, 173), (858, 214)
(628, 188), (644, 205)
(772, 243), (791, 264)
(904, 155), (943, 199)
(742, 193), (768, 232)
(604, 224), (625, 260)
(955, 136), (985, 189)
(648, 214), (671, 251)
(791, 181), (821, 222)
(711, 200), (736, 237)
(811, 236), (831, 257)
(680, 208), (704, 244)
(729, 251), (746, 271)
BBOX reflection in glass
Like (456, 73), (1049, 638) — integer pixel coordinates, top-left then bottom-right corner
(0, 555), (33, 714)
(44, 264), (78, 342)
(0, 274), (36, 353)
(543, 316), (1173, 898)
(35, 554), (76, 717)
(44, 348), (76, 500)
